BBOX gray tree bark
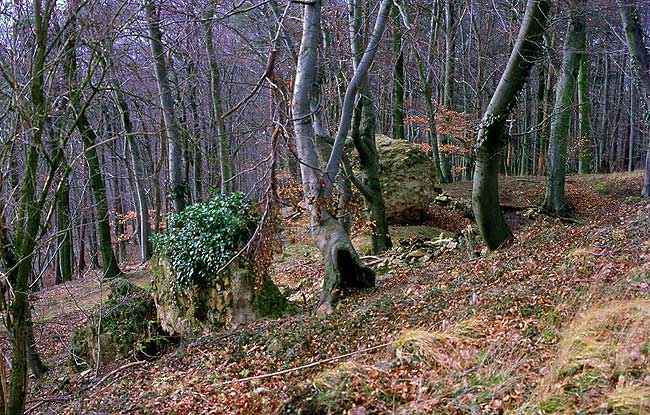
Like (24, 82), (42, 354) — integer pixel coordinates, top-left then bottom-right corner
(619, 0), (650, 196)
(145, 0), (187, 212)
(544, 2), (585, 214)
(472, 0), (550, 250)
(292, 0), (392, 310)
(204, 8), (232, 194)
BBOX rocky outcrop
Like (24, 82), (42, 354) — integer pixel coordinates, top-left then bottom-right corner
(375, 135), (437, 224)
(152, 256), (286, 337)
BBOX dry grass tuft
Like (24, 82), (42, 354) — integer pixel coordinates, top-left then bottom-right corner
(312, 361), (367, 391)
(607, 383), (650, 415)
(395, 329), (467, 370)
(526, 300), (650, 414)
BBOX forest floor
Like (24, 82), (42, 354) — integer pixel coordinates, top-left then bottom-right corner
(15, 172), (650, 414)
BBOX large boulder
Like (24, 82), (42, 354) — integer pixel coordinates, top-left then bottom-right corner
(152, 256), (286, 337)
(375, 135), (437, 224)
(150, 193), (287, 337)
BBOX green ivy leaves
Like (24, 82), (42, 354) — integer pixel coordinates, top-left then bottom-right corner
(151, 193), (257, 288)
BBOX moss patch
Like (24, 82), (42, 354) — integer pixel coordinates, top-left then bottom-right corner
(69, 278), (168, 369)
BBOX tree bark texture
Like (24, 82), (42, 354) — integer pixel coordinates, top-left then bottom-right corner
(472, 0), (550, 250)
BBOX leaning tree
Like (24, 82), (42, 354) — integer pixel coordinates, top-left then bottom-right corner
(472, 0), (551, 250)
(291, 0), (392, 311)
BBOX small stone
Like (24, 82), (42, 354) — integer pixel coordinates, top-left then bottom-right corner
(408, 248), (427, 258)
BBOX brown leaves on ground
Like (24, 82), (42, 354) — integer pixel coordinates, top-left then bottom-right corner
(19, 172), (650, 414)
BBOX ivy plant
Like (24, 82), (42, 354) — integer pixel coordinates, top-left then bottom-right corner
(151, 192), (257, 288)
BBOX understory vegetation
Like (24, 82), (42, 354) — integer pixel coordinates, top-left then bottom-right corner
(18, 173), (650, 414)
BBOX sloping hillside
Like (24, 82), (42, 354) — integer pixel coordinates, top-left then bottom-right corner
(22, 173), (650, 414)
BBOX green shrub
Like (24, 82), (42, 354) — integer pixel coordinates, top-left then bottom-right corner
(151, 193), (258, 288)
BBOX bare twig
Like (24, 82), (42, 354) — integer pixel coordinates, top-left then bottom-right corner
(220, 342), (392, 385)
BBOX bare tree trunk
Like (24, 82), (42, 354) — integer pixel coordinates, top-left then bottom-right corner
(292, 0), (392, 310)
(186, 61), (204, 201)
(145, 0), (187, 211)
(578, 47), (592, 174)
(472, 0), (550, 250)
(544, 2), (585, 214)
(77, 209), (87, 274)
(391, 4), (405, 141)
(629, 85), (636, 172)
(347, 0), (392, 254)
(619, 0), (650, 196)
(439, 0), (455, 183)
(114, 87), (152, 261)
(203, 9), (232, 194)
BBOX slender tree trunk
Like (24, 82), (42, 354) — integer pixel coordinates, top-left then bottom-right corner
(619, 0), (650, 196)
(578, 47), (592, 174)
(472, 0), (550, 250)
(347, 0), (392, 254)
(415, 4), (443, 180)
(77, 115), (122, 279)
(186, 62), (204, 201)
(8, 2), (51, 411)
(54, 147), (73, 283)
(114, 87), (152, 261)
(544, 2), (585, 214)
(391, 4), (405, 141)
(145, 0), (187, 211)
(63, 15), (121, 279)
(520, 84), (531, 175)
(78, 209), (87, 274)
(204, 9), (232, 194)
(439, 0), (455, 183)
(629, 85), (636, 172)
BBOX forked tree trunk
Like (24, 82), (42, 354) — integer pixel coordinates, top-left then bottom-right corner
(619, 0), (650, 196)
(544, 3), (585, 214)
(348, 0), (392, 254)
(472, 0), (550, 251)
(292, 0), (391, 310)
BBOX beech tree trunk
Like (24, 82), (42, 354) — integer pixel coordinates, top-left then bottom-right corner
(113, 86), (152, 261)
(544, 3), (585, 214)
(204, 9), (232, 194)
(145, 0), (187, 211)
(63, 12), (121, 280)
(348, 0), (392, 254)
(619, 0), (650, 196)
(439, 0), (455, 183)
(292, 0), (392, 310)
(391, 4), (405, 141)
(578, 49), (592, 174)
(472, 0), (550, 250)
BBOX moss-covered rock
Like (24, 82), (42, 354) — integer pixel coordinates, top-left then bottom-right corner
(69, 278), (164, 369)
(375, 135), (436, 224)
(152, 255), (286, 337)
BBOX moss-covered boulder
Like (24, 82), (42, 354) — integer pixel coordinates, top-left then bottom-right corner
(375, 135), (437, 224)
(152, 256), (286, 337)
(69, 278), (164, 369)
(150, 193), (286, 337)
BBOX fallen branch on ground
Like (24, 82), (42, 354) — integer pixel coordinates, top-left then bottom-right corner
(220, 342), (392, 385)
